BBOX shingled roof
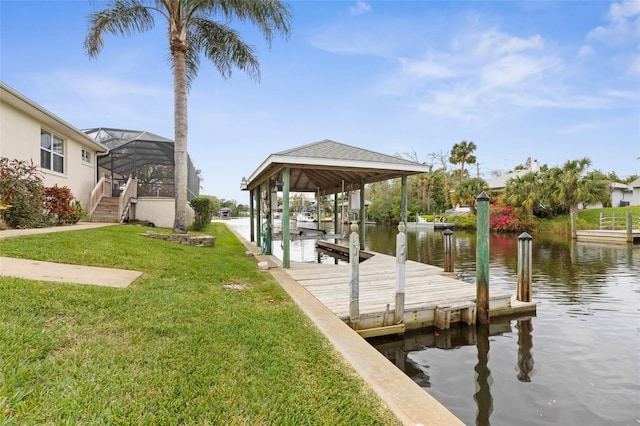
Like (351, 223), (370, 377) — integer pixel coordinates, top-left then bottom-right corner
(244, 139), (430, 194)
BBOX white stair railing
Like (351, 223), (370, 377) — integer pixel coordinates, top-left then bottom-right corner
(119, 177), (138, 222)
(88, 176), (112, 219)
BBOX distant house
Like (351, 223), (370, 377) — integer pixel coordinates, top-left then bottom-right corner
(0, 81), (107, 211)
(630, 177), (640, 206)
(610, 181), (633, 207)
(486, 161), (541, 192)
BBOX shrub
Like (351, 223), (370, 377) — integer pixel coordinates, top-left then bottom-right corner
(44, 185), (84, 225)
(189, 197), (213, 231)
(489, 204), (537, 232)
(0, 158), (46, 228)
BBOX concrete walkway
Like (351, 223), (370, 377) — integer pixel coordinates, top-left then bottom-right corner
(0, 223), (143, 288)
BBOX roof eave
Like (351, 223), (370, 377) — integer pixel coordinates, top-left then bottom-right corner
(1, 82), (108, 153)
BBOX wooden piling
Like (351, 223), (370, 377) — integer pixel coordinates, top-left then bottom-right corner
(476, 191), (490, 325)
(517, 232), (532, 302)
(349, 224), (360, 329)
(443, 228), (454, 273)
(395, 222), (406, 324)
(627, 211), (633, 243)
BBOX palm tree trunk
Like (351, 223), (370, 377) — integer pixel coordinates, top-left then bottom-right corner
(570, 205), (578, 240)
(172, 46), (188, 233)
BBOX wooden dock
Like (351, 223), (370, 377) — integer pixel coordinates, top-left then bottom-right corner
(285, 250), (536, 336)
(576, 229), (640, 244)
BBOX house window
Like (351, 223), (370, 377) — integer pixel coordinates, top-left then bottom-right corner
(82, 149), (91, 164)
(40, 129), (64, 173)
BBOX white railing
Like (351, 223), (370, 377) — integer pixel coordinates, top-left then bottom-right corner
(119, 177), (138, 222)
(88, 176), (112, 219)
(599, 212), (640, 230)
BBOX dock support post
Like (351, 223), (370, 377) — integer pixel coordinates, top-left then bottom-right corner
(282, 168), (290, 268)
(627, 211), (633, 243)
(255, 187), (261, 249)
(249, 189), (255, 243)
(443, 228), (454, 273)
(400, 175), (407, 227)
(359, 180), (366, 250)
(264, 180), (272, 255)
(395, 222), (406, 324)
(517, 232), (532, 302)
(333, 195), (339, 238)
(349, 224), (360, 329)
(476, 191), (490, 325)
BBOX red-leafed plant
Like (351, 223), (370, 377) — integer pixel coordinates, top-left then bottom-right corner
(490, 197), (537, 232)
(44, 185), (85, 225)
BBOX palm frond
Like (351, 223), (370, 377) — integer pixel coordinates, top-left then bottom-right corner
(190, 18), (260, 81)
(84, 0), (156, 57)
(196, 0), (291, 46)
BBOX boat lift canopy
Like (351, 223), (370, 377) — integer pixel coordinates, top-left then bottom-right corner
(241, 139), (431, 268)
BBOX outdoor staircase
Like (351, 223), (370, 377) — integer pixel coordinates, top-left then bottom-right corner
(90, 197), (120, 223)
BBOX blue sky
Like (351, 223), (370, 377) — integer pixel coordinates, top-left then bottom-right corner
(1, 0), (639, 202)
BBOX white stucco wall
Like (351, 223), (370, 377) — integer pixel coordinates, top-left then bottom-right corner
(1, 85), (105, 211)
(135, 197), (195, 229)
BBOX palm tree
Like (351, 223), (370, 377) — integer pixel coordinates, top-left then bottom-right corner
(452, 177), (488, 214)
(546, 158), (609, 238)
(504, 172), (541, 217)
(449, 140), (477, 181)
(84, 0), (291, 233)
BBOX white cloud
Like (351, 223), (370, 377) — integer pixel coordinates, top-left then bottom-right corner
(349, 0), (371, 16)
(587, 0), (640, 45)
(479, 54), (559, 89)
(560, 122), (601, 134)
(578, 45), (594, 58)
(474, 31), (544, 57)
(400, 57), (456, 79)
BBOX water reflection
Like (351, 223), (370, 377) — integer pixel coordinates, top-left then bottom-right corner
(474, 323), (492, 426)
(516, 319), (534, 382)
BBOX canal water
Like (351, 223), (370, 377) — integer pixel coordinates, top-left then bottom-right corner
(225, 219), (639, 425)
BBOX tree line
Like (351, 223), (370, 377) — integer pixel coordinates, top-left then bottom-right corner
(367, 141), (636, 231)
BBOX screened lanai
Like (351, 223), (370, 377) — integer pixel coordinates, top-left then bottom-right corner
(84, 127), (199, 200)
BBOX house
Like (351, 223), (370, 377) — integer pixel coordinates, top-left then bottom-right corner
(1, 81), (196, 228)
(630, 177), (640, 206)
(610, 181), (633, 207)
(0, 81), (107, 211)
(486, 160), (541, 192)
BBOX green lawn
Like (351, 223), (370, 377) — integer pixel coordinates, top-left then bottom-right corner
(577, 205), (640, 228)
(0, 223), (399, 425)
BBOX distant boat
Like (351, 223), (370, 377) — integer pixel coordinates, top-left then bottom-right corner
(296, 212), (316, 222)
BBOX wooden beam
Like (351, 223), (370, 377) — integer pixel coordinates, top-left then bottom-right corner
(356, 324), (406, 338)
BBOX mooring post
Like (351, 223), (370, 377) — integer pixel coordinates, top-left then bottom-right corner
(395, 222), (406, 324)
(626, 211), (633, 243)
(443, 228), (454, 273)
(517, 232), (533, 302)
(476, 191), (490, 325)
(599, 212), (604, 230)
(349, 223), (360, 329)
